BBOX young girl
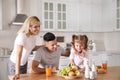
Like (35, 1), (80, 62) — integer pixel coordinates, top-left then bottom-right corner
(70, 34), (89, 72)
(8, 16), (41, 80)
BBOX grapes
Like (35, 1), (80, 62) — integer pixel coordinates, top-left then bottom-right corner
(59, 66), (81, 77)
(59, 66), (71, 76)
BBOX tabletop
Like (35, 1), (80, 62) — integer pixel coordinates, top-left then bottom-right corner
(8, 66), (120, 80)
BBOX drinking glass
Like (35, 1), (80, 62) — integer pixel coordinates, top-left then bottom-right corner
(102, 60), (107, 71)
(45, 65), (52, 77)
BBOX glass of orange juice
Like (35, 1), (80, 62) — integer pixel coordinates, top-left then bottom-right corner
(45, 65), (52, 77)
(102, 60), (107, 71)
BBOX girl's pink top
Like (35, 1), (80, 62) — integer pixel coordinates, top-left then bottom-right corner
(70, 48), (88, 68)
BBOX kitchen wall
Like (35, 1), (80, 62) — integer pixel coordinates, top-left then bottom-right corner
(0, 27), (120, 52)
(104, 32), (120, 51)
(0, 0), (120, 52)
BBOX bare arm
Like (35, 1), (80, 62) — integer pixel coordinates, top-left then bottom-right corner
(29, 60), (45, 74)
(32, 45), (41, 51)
(70, 59), (75, 66)
(61, 48), (70, 57)
(16, 45), (23, 73)
(13, 45), (23, 80)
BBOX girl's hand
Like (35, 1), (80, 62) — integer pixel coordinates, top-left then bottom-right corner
(12, 74), (20, 80)
(79, 68), (85, 73)
(70, 63), (76, 66)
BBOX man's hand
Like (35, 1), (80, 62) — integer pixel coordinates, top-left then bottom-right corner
(11, 74), (20, 80)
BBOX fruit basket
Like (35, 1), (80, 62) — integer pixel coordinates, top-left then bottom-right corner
(96, 65), (106, 74)
(59, 66), (82, 79)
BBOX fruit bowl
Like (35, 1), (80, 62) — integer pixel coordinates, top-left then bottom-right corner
(59, 66), (82, 79)
(61, 75), (82, 79)
(97, 68), (106, 74)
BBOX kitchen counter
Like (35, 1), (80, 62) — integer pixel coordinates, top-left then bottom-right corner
(0, 55), (10, 58)
(89, 50), (120, 55)
(8, 67), (120, 80)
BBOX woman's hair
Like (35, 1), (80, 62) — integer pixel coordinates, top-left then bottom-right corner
(71, 34), (88, 50)
(18, 16), (40, 34)
(43, 32), (56, 41)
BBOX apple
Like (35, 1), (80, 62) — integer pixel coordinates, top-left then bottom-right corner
(68, 71), (75, 76)
(71, 65), (78, 71)
(75, 70), (80, 76)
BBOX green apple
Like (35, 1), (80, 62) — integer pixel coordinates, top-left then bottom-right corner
(71, 65), (78, 71)
(75, 70), (80, 76)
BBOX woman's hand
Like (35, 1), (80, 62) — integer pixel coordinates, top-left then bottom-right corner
(11, 74), (20, 80)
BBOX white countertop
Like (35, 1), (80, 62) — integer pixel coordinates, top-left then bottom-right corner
(88, 50), (120, 55)
(0, 55), (10, 58)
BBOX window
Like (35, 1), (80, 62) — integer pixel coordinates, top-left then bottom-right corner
(43, 2), (66, 30)
(116, 0), (120, 29)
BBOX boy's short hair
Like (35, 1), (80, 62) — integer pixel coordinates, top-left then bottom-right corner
(43, 32), (55, 41)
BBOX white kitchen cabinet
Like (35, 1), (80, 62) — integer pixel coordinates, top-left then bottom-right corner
(18, 0), (117, 32)
(0, 0), (2, 30)
(80, 0), (116, 32)
(41, 0), (67, 32)
(40, 0), (81, 32)
(101, 0), (116, 32)
(116, 0), (120, 30)
(0, 57), (9, 80)
(0, 0), (16, 30)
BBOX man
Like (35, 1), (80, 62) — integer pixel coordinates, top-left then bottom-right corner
(29, 32), (70, 73)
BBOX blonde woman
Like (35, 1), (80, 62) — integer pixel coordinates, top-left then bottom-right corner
(8, 16), (41, 80)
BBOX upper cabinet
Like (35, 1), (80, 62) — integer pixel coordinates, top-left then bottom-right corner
(0, 0), (16, 30)
(42, 1), (67, 31)
(116, 0), (120, 30)
(0, 0), (2, 30)
(0, 0), (118, 32)
(24, 0), (118, 32)
(79, 0), (116, 32)
(101, 0), (116, 32)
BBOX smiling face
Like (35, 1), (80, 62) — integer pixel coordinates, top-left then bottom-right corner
(74, 40), (84, 53)
(45, 39), (58, 52)
(29, 22), (40, 35)
(72, 34), (88, 53)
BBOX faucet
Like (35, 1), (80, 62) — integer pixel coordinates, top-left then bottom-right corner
(88, 40), (96, 51)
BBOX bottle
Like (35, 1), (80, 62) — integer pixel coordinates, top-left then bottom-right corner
(84, 61), (90, 79)
(92, 42), (96, 51)
(89, 71), (95, 80)
(91, 62), (97, 79)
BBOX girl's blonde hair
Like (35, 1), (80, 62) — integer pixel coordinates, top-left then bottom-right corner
(71, 34), (88, 50)
(18, 16), (40, 34)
